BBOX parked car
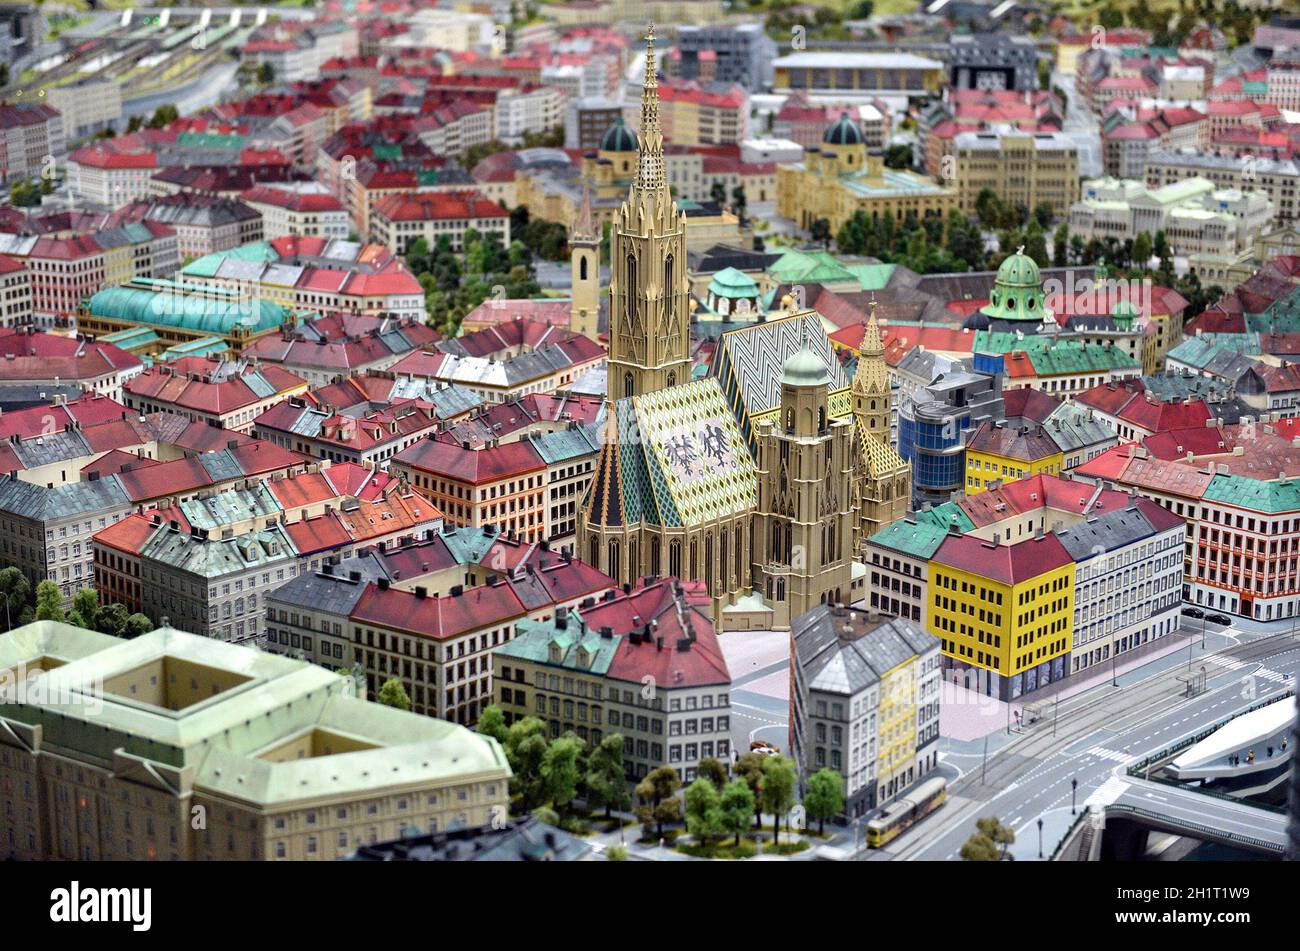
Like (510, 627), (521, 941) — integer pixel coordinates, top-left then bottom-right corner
(750, 740), (779, 756)
(1182, 606), (1205, 619)
(1206, 613), (1232, 626)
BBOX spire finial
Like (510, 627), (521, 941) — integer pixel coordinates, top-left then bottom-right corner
(634, 22), (665, 191)
(1016, 244), (1025, 256)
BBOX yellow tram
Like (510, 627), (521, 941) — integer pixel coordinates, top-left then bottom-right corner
(865, 777), (947, 848)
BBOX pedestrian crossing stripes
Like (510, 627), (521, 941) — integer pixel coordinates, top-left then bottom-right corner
(1203, 655), (1245, 671)
(1254, 667), (1291, 685)
(1083, 746), (1132, 763)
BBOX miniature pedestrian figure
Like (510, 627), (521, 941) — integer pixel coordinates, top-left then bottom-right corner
(1248, 749), (1255, 764)
(1267, 746), (1273, 758)
(1283, 737), (1289, 752)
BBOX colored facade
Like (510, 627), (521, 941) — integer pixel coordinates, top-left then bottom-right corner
(790, 603), (940, 815)
(928, 531), (1075, 700)
(964, 421), (1065, 494)
(493, 578), (733, 782)
(777, 112), (957, 235)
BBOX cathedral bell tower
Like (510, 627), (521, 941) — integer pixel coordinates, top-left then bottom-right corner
(569, 182), (600, 341)
(752, 332), (855, 630)
(607, 24), (691, 401)
(851, 299), (911, 553)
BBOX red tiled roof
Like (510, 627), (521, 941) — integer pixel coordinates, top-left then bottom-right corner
(392, 436), (544, 484)
(92, 512), (158, 557)
(352, 579), (527, 640)
(593, 579), (730, 688)
(931, 532), (1073, 585)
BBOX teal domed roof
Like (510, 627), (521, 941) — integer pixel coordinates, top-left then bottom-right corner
(995, 250), (1041, 288)
(1113, 299), (1138, 328)
(823, 112), (864, 147)
(707, 267), (759, 300)
(600, 117), (638, 153)
(781, 346), (831, 388)
(976, 249), (1049, 326)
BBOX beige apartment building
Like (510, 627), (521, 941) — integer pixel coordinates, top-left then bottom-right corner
(0, 621), (510, 861)
(955, 130), (1080, 219)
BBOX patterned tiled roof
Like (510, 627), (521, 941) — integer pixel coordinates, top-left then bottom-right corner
(585, 379), (756, 530)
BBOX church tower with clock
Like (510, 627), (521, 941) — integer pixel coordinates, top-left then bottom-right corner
(607, 24), (692, 401)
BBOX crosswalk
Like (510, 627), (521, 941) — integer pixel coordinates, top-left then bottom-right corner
(1082, 746), (1132, 763)
(1201, 655), (1292, 685)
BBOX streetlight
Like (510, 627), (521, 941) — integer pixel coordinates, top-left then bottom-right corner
(1053, 695), (1060, 737)
(1110, 640), (1117, 687)
(1071, 777), (1078, 815)
(1037, 817), (1043, 859)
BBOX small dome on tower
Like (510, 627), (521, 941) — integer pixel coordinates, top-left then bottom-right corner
(600, 117), (638, 153)
(781, 346), (831, 388)
(823, 112), (864, 147)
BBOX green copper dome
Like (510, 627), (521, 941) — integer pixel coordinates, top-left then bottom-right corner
(977, 249), (1048, 325)
(600, 117), (638, 153)
(781, 346), (831, 388)
(823, 112), (864, 147)
(1112, 299), (1138, 329)
(707, 267), (759, 300)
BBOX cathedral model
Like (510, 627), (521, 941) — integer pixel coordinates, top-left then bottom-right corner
(577, 27), (910, 629)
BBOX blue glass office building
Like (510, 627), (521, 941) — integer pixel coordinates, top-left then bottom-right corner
(898, 400), (969, 508)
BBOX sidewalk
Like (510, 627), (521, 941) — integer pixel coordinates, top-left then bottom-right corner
(940, 625), (1239, 744)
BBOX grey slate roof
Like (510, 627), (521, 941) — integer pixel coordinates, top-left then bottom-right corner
(793, 604), (938, 697)
(0, 473), (130, 522)
(265, 557), (387, 615)
(1054, 504), (1163, 561)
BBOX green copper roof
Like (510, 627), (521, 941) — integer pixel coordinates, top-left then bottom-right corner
(707, 266), (759, 299)
(767, 249), (856, 285)
(1201, 474), (1300, 514)
(978, 251), (1047, 323)
(89, 280), (288, 335)
(177, 131), (247, 150)
(824, 111), (864, 146)
(600, 116), (638, 153)
(495, 618), (621, 675)
(868, 503), (974, 559)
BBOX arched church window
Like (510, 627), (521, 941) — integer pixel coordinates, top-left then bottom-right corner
(607, 540), (620, 580)
(625, 252), (637, 323)
(667, 371), (676, 387)
(580, 256), (588, 281)
(818, 407), (826, 431)
(664, 254), (674, 295)
(624, 372), (634, 398)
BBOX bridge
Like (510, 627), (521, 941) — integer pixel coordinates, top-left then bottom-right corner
(1054, 776), (1286, 859)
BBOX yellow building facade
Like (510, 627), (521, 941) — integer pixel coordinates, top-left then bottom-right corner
(927, 533), (1075, 700)
(777, 112), (956, 236)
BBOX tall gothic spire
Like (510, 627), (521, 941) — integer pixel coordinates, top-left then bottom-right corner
(861, 296), (884, 358)
(635, 23), (665, 192)
(854, 297), (889, 396)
